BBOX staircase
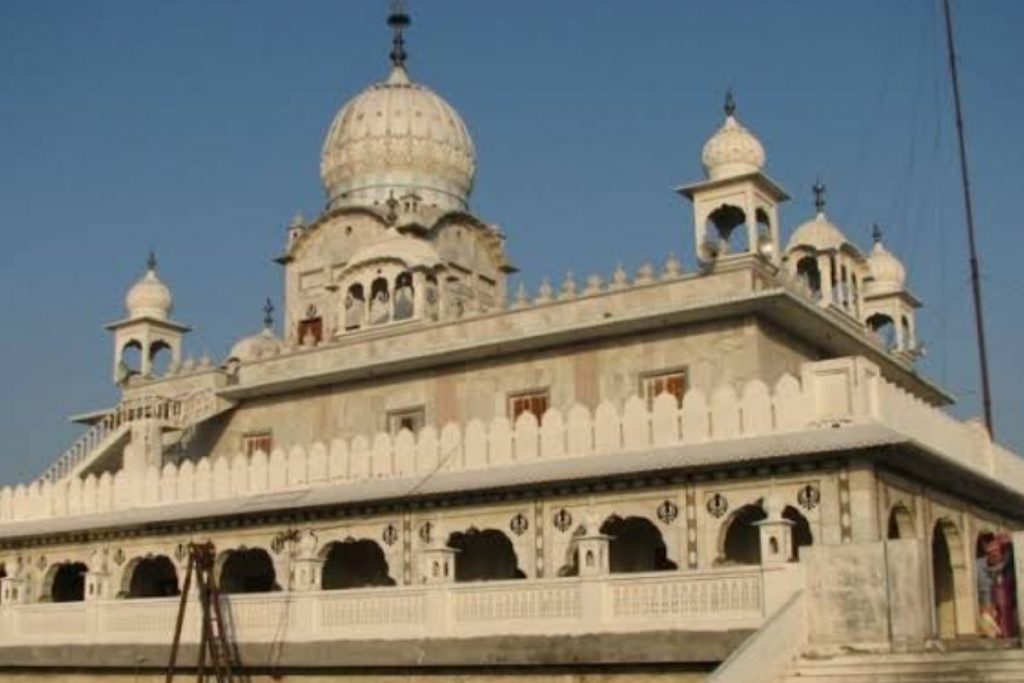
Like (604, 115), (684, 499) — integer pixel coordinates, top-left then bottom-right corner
(37, 391), (228, 484)
(786, 644), (1024, 682)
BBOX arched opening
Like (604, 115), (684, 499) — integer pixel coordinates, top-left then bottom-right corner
(796, 256), (822, 299)
(321, 539), (395, 590)
(887, 504), (915, 540)
(50, 562), (88, 603)
(448, 528), (525, 582)
(149, 340), (172, 377)
(783, 506), (814, 561)
(600, 515), (677, 573)
(369, 277), (391, 325)
(975, 532), (1018, 638)
(119, 340), (143, 377)
(932, 519), (970, 639)
(867, 313), (897, 350)
(721, 504), (766, 565)
(125, 555), (179, 599)
(0, 563), (6, 605)
(218, 548), (278, 594)
(393, 272), (414, 321)
(344, 284), (365, 331)
(706, 204), (749, 255)
(901, 316), (913, 351)
(839, 264), (850, 309)
(851, 274), (861, 316)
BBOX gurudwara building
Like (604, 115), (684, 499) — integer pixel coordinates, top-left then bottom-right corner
(0, 9), (1022, 683)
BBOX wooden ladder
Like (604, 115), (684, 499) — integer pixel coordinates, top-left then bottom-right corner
(166, 542), (240, 683)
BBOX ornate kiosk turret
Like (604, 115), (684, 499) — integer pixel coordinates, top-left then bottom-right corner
(106, 253), (189, 384)
(677, 92), (789, 265)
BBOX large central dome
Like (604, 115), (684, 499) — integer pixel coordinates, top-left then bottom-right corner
(320, 63), (476, 213)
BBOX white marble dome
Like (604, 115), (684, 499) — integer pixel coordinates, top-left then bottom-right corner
(228, 328), (282, 363)
(866, 239), (906, 295)
(787, 213), (850, 253)
(702, 114), (766, 180)
(320, 65), (476, 213)
(125, 261), (172, 320)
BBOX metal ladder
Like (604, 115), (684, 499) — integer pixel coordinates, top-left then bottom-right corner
(166, 542), (240, 683)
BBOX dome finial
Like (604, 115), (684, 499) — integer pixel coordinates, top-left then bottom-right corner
(263, 298), (275, 329)
(387, 0), (411, 68)
(812, 178), (827, 213)
(724, 88), (736, 117)
(147, 250), (157, 272)
(872, 222), (883, 244)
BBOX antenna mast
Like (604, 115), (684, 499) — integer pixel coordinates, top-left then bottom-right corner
(941, 0), (994, 437)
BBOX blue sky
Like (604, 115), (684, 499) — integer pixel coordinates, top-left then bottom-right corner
(0, 1), (1022, 483)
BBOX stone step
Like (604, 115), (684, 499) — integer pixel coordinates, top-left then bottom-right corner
(788, 649), (1024, 682)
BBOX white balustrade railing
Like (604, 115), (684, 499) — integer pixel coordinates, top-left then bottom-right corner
(35, 391), (221, 486)
(0, 568), (771, 647)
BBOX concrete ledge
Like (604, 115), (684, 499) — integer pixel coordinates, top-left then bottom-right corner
(0, 630), (750, 670)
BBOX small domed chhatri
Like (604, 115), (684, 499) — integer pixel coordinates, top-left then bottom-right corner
(320, 11), (475, 212)
(786, 182), (852, 253)
(701, 91), (766, 180)
(125, 252), (173, 320)
(865, 224), (907, 295)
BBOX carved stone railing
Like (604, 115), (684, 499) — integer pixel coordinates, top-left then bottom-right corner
(35, 391), (223, 486)
(0, 567), (772, 646)
(5, 357), (1022, 526)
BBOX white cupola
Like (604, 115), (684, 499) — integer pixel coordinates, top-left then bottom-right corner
(125, 253), (173, 320)
(862, 224), (920, 357)
(319, 9), (476, 213)
(678, 92), (787, 265)
(107, 253), (189, 384)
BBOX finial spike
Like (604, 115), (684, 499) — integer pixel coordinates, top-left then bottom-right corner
(872, 223), (883, 244)
(387, 0), (411, 68)
(263, 298), (275, 329)
(724, 88), (736, 117)
(147, 250), (157, 271)
(812, 179), (827, 213)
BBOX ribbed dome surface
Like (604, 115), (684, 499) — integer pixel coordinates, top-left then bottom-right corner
(866, 240), (907, 295)
(702, 115), (766, 180)
(320, 66), (476, 212)
(125, 267), (172, 320)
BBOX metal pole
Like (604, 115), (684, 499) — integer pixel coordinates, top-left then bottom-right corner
(942, 0), (995, 437)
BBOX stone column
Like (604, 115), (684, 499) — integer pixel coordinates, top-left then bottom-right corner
(756, 494), (794, 565)
(575, 532), (611, 577)
(1013, 532), (1024, 642)
(291, 530), (323, 593)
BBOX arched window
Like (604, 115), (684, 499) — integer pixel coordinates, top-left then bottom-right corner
(125, 555), (179, 599)
(424, 274), (439, 320)
(867, 313), (897, 350)
(722, 504), (766, 565)
(839, 264), (850, 309)
(149, 341), (173, 377)
(119, 340), (143, 377)
(901, 316), (913, 350)
(218, 548), (278, 594)
(887, 504), (915, 540)
(321, 539), (395, 590)
(448, 528), (525, 582)
(49, 562), (88, 603)
(393, 272), (414, 321)
(796, 256), (822, 298)
(599, 515), (677, 573)
(369, 277), (391, 325)
(344, 283), (366, 331)
(706, 204), (749, 255)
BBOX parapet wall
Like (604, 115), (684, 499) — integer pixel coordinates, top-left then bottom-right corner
(0, 357), (1019, 527)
